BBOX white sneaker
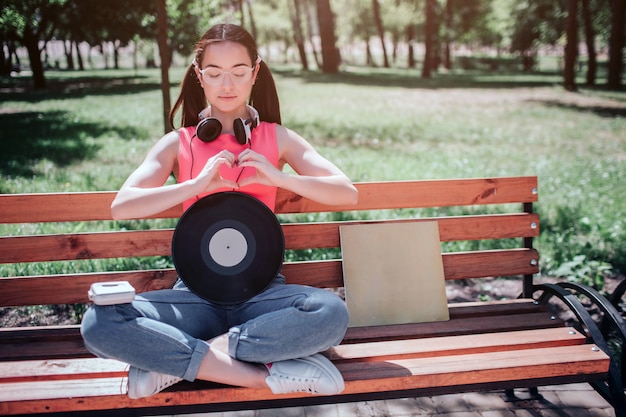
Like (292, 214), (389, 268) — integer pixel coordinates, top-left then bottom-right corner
(127, 366), (183, 399)
(265, 353), (344, 395)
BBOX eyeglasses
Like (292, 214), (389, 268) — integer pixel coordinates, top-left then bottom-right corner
(197, 65), (256, 86)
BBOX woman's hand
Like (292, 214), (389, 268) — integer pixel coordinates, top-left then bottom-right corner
(193, 149), (241, 192)
(236, 148), (284, 188)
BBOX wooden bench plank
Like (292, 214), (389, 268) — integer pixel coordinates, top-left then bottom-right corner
(330, 328), (586, 362)
(0, 213), (539, 264)
(0, 328), (584, 383)
(343, 312), (562, 342)
(0, 177), (538, 224)
(339, 344), (609, 389)
(0, 344), (607, 416)
(0, 358), (127, 383)
(0, 230), (174, 263)
(0, 249), (538, 307)
(0, 314), (561, 363)
(0, 300), (557, 361)
(276, 177), (539, 214)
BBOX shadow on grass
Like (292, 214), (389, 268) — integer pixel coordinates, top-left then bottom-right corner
(0, 110), (144, 178)
(273, 67), (565, 89)
(0, 74), (162, 103)
(532, 99), (626, 118)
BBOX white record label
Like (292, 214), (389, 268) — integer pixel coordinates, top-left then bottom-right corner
(209, 228), (248, 267)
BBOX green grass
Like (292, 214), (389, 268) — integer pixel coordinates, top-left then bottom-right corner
(1, 65), (625, 283)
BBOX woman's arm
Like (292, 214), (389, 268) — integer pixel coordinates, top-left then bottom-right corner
(110, 131), (239, 219)
(237, 125), (358, 206)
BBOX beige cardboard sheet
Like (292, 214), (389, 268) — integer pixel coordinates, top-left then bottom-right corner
(340, 221), (449, 327)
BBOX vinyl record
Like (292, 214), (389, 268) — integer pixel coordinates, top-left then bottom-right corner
(172, 192), (284, 305)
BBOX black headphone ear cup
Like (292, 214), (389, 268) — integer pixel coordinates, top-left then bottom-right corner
(196, 118), (222, 143)
(233, 118), (249, 145)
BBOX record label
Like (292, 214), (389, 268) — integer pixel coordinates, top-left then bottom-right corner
(172, 192), (284, 305)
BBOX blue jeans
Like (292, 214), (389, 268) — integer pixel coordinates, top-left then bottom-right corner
(80, 275), (349, 382)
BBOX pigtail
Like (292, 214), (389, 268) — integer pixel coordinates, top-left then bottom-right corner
(250, 61), (281, 125)
(169, 64), (207, 129)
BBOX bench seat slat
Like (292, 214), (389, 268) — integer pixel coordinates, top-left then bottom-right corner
(0, 328), (586, 383)
(0, 301), (561, 362)
(0, 344), (607, 416)
(343, 312), (562, 342)
(0, 358), (127, 383)
(0, 249), (538, 307)
(330, 327), (585, 361)
(339, 344), (609, 388)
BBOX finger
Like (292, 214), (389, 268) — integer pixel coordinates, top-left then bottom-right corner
(219, 178), (240, 189)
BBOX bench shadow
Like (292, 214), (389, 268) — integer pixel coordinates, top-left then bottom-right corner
(0, 110), (144, 179)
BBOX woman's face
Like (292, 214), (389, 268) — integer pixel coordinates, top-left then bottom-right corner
(195, 41), (259, 113)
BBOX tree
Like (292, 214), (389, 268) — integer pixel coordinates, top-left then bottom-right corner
(563, 0), (578, 91)
(580, 0), (597, 85)
(336, 0), (376, 66)
(510, 0), (566, 72)
(316, 0), (340, 72)
(0, 0), (66, 89)
(304, 0), (321, 68)
(607, 0), (625, 89)
(441, 0), (493, 70)
(157, 0), (171, 134)
(289, 0), (309, 70)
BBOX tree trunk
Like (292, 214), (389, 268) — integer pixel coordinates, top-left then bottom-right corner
(157, 0), (172, 133)
(422, 0), (436, 78)
(366, 40), (374, 66)
(236, 0), (244, 26)
(407, 24), (415, 69)
(304, 0), (321, 68)
(0, 42), (8, 76)
(372, 0), (389, 68)
(22, 27), (46, 89)
(443, 0), (453, 70)
(291, 0), (309, 70)
(580, 0), (596, 85)
(316, 0), (340, 73)
(113, 41), (120, 70)
(608, 0), (625, 89)
(64, 40), (74, 70)
(75, 41), (84, 71)
(563, 0), (578, 91)
(245, 0), (257, 40)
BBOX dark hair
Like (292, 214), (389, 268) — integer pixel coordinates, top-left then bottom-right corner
(169, 24), (281, 129)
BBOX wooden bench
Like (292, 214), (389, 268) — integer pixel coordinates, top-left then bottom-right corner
(1, 176), (624, 416)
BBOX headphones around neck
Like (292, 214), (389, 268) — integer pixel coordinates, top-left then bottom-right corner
(195, 105), (260, 145)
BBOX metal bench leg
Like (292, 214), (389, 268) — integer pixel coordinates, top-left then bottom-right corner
(504, 387), (544, 402)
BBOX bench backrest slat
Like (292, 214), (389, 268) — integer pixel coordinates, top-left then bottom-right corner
(0, 213), (539, 264)
(0, 248), (538, 307)
(0, 177), (537, 224)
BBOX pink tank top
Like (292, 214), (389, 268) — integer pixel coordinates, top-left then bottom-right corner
(178, 122), (279, 212)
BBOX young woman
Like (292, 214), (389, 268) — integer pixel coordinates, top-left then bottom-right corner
(80, 23), (358, 399)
